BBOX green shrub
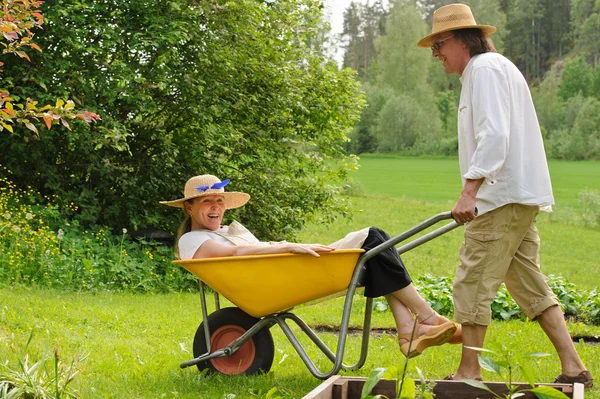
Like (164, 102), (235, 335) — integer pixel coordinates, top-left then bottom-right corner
(0, 173), (196, 293)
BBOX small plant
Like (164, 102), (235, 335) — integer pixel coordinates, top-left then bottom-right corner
(361, 317), (435, 399)
(0, 331), (87, 399)
(463, 341), (570, 399)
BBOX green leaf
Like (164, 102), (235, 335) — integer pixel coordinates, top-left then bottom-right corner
(478, 355), (502, 374)
(398, 377), (415, 399)
(525, 385), (571, 399)
(462, 379), (493, 393)
(361, 367), (387, 398)
(518, 364), (536, 387)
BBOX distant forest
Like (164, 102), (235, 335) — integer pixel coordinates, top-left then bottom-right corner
(334, 0), (600, 160)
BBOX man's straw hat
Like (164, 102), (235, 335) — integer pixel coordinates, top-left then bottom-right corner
(160, 174), (250, 209)
(417, 3), (496, 48)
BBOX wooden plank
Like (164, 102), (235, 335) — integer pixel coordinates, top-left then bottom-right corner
(303, 376), (343, 399)
(424, 380), (578, 399)
(332, 379), (349, 399)
(303, 377), (583, 399)
(572, 382), (585, 399)
(345, 378), (396, 398)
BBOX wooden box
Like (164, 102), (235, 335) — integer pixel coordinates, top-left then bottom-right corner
(303, 376), (584, 399)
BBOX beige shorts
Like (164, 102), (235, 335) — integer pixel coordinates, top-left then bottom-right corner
(453, 203), (559, 326)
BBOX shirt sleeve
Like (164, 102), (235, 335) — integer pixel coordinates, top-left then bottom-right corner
(179, 231), (213, 260)
(464, 65), (510, 184)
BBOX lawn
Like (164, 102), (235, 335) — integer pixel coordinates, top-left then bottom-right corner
(2, 157), (599, 398)
(1, 287), (599, 398)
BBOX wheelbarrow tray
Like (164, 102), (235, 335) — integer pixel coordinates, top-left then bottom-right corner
(175, 249), (365, 318)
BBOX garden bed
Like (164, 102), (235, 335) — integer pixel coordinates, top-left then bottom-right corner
(303, 376), (584, 399)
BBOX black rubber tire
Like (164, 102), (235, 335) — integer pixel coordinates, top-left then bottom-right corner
(193, 307), (274, 375)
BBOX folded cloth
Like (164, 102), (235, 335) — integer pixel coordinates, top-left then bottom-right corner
(553, 370), (593, 388)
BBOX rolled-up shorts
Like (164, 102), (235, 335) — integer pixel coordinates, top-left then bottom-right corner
(453, 203), (559, 326)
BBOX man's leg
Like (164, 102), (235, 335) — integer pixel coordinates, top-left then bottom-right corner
(537, 305), (587, 376)
(453, 324), (487, 380)
(452, 205), (532, 380)
(503, 208), (591, 385)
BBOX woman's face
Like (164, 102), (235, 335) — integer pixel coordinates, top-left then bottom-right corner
(185, 195), (226, 231)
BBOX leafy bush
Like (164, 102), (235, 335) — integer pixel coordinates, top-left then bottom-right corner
(0, 172), (196, 293)
(1, 0), (363, 241)
(414, 274), (600, 326)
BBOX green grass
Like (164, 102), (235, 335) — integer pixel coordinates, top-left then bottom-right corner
(2, 157), (599, 398)
(1, 287), (599, 399)
(354, 154), (600, 210)
(299, 195), (600, 291)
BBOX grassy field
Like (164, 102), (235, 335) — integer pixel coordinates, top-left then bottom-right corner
(1, 287), (599, 399)
(299, 156), (600, 291)
(2, 157), (599, 398)
(351, 155), (600, 209)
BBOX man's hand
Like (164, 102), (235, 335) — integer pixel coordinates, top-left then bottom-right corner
(452, 178), (483, 225)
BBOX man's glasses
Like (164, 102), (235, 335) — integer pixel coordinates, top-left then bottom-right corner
(431, 35), (454, 52)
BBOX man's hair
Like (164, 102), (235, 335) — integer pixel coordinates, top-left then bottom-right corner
(453, 28), (496, 56)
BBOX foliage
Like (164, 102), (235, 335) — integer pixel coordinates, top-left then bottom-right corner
(1, 0), (364, 241)
(0, 331), (86, 399)
(0, 172), (196, 292)
(464, 341), (570, 399)
(0, 0), (99, 136)
(338, 0), (600, 161)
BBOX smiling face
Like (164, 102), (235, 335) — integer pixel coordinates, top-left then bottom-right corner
(431, 32), (471, 76)
(185, 195), (226, 231)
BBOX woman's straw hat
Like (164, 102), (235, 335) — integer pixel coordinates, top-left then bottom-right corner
(160, 174), (250, 209)
(417, 3), (496, 48)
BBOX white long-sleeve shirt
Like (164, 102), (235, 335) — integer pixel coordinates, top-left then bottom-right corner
(458, 52), (554, 215)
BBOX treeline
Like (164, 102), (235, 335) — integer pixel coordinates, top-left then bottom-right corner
(339, 0), (600, 160)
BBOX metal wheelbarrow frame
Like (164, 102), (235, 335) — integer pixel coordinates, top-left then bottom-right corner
(175, 211), (459, 379)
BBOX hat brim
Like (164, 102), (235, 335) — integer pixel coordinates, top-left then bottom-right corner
(417, 25), (496, 48)
(160, 192), (250, 209)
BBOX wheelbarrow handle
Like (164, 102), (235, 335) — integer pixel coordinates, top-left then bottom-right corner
(358, 211), (460, 263)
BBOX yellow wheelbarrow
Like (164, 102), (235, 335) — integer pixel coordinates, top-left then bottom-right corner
(175, 212), (458, 379)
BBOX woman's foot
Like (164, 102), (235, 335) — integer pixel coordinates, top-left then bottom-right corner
(438, 316), (462, 344)
(398, 321), (457, 358)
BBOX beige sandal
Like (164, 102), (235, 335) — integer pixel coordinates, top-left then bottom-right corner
(399, 320), (457, 358)
(438, 316), (462, 344)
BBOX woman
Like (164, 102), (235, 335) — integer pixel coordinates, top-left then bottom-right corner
(161, 174), (459, 358)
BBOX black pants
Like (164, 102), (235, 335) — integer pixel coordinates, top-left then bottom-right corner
(360, 227), (412, 298)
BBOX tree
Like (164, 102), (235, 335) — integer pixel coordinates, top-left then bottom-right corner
(559, 56), (594, 100)
(370, 0), (442, 152)
(0, 0), (99, 137)
(341, 0), (388, 80)
(0, 0), (364, 240)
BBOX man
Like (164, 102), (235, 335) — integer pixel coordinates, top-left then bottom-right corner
(416, 3), (593, 388)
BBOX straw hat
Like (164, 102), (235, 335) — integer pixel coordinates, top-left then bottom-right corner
(160, 175), (250, 209)
(417, 3), (496, 48)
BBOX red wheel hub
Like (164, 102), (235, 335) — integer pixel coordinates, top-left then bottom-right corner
(209, 325), (256, 374)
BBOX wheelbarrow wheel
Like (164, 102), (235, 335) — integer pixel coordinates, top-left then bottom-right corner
(193, 307), (274, 375)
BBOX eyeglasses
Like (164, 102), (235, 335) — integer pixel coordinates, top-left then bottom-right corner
(431, 35), (454, 52)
